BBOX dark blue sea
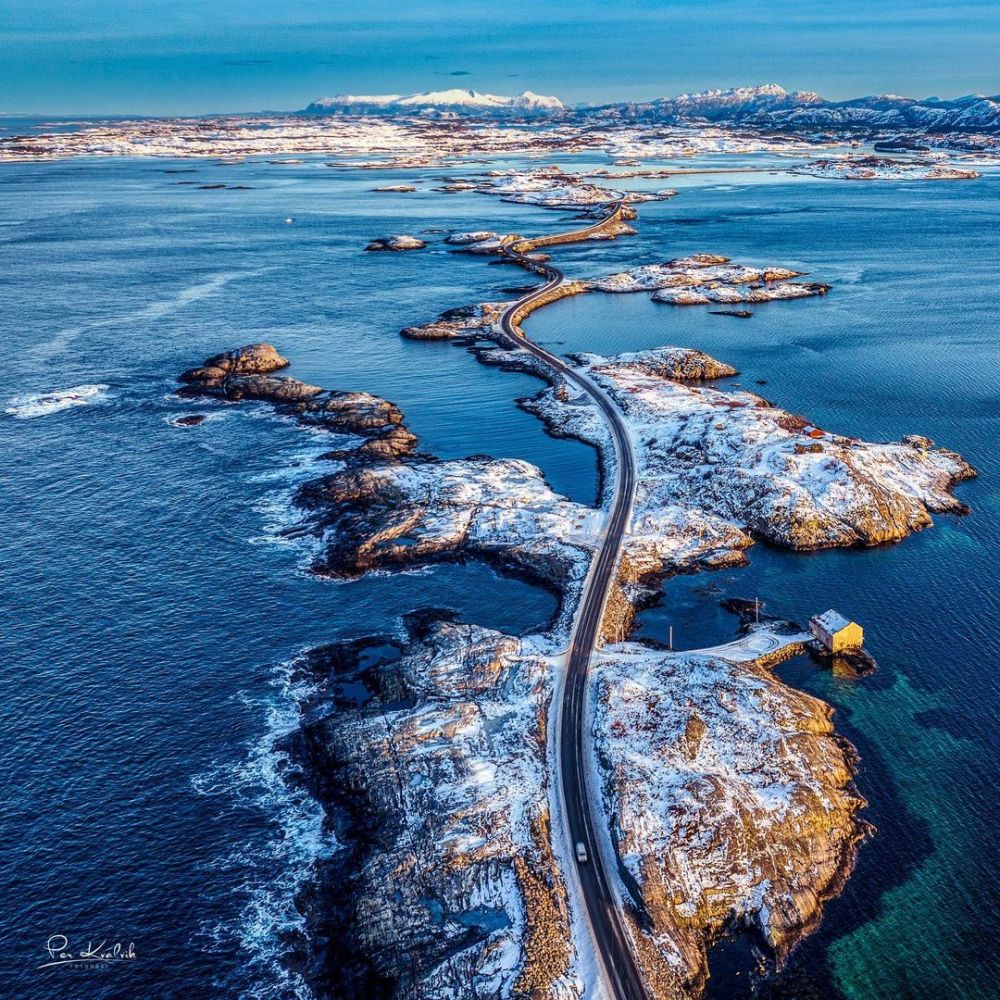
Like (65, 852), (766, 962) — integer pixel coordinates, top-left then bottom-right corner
(2, 144), (997, 999)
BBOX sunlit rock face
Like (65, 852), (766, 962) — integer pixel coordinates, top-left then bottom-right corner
(177, 344), (415, 450)
(591, 641), (870, 992)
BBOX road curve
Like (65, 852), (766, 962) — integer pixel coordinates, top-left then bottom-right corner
(495, 206), (649, 1000)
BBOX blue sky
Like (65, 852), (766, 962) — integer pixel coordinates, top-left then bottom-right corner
(2, 0), (997, 114)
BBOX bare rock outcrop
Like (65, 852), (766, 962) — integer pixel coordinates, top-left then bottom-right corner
(177, 344), (415, 456)
(178, 342), (289, 386)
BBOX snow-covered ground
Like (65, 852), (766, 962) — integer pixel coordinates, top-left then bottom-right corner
(590, 636), (868, 991)
(790, 154), (981, 180)
(3, 113), (990, 177)
(301, 456), (601, 598)
(585, 255), (827, 306)
(599, 124), (819, 160)
(311, 620), (585, 998)
(399, 301), (513, 340)
(531, 345), (973, 554)
(468, 167), (676, 210)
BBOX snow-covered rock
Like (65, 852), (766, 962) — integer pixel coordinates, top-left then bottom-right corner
(468, 167), (675, 211)
(592, 639), (869, 991)
(232, 318), (973, 997)
(547, 347), (975, 552)
(573, 345), (738, 382)
(290, 619), (583, 997)
(652, 281), (828, 305)
(364, 234), (427, 251)
(444, 230), (503, 245)
(590, 84), (1000, 134)
(587, 255), (808, 294)
(399, 301), (510, 340)
(790, 154), (981, 180)
(296, 456), (598, 594)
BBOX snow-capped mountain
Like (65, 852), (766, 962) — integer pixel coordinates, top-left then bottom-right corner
(301, 84), (998, 132)
(590, 85), (1000, 132)
(303, 89), (564, 115)
(642, 84), (824, 118)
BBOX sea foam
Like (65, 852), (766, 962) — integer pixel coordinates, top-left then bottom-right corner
(5, 383), (109, 418)
(192, 660), (338, 1000)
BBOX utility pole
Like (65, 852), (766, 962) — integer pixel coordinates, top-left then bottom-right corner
(668, 625), (673, 652)
(755, 597), (760, 624)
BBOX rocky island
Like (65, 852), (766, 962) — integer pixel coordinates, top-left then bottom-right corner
(364, 234), (427, 251)
(791, 154), (982, 180)
(177, 343), (417, 458)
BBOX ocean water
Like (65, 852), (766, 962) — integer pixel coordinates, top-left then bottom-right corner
(1, 146), (997, 999)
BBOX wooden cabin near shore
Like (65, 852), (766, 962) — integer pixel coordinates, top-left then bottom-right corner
(810, 610), (864, 652)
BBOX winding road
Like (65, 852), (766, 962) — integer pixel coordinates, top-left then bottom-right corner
(496, 206), (649, 1000)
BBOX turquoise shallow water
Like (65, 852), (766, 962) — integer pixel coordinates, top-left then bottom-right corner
(1, 147), (997, 998)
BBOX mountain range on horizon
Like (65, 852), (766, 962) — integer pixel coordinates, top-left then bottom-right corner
(302, 83), (1000, 132)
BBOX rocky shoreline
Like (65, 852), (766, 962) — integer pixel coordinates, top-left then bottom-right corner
(591, 636), (872, 994)
(176, 309), (973, 998)
(282, 615), (580, 998)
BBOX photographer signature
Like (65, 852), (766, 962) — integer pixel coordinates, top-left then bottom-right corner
(40, 935), (137, 970)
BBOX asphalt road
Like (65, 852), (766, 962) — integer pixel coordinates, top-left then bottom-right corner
(497, 207), (649, 1000)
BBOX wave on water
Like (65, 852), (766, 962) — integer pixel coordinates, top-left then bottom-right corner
(5, 382), (109, 418)
(191, 425), (355, 997)
(193, 660), (338, 1000)
(246, 437), (350, 555)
